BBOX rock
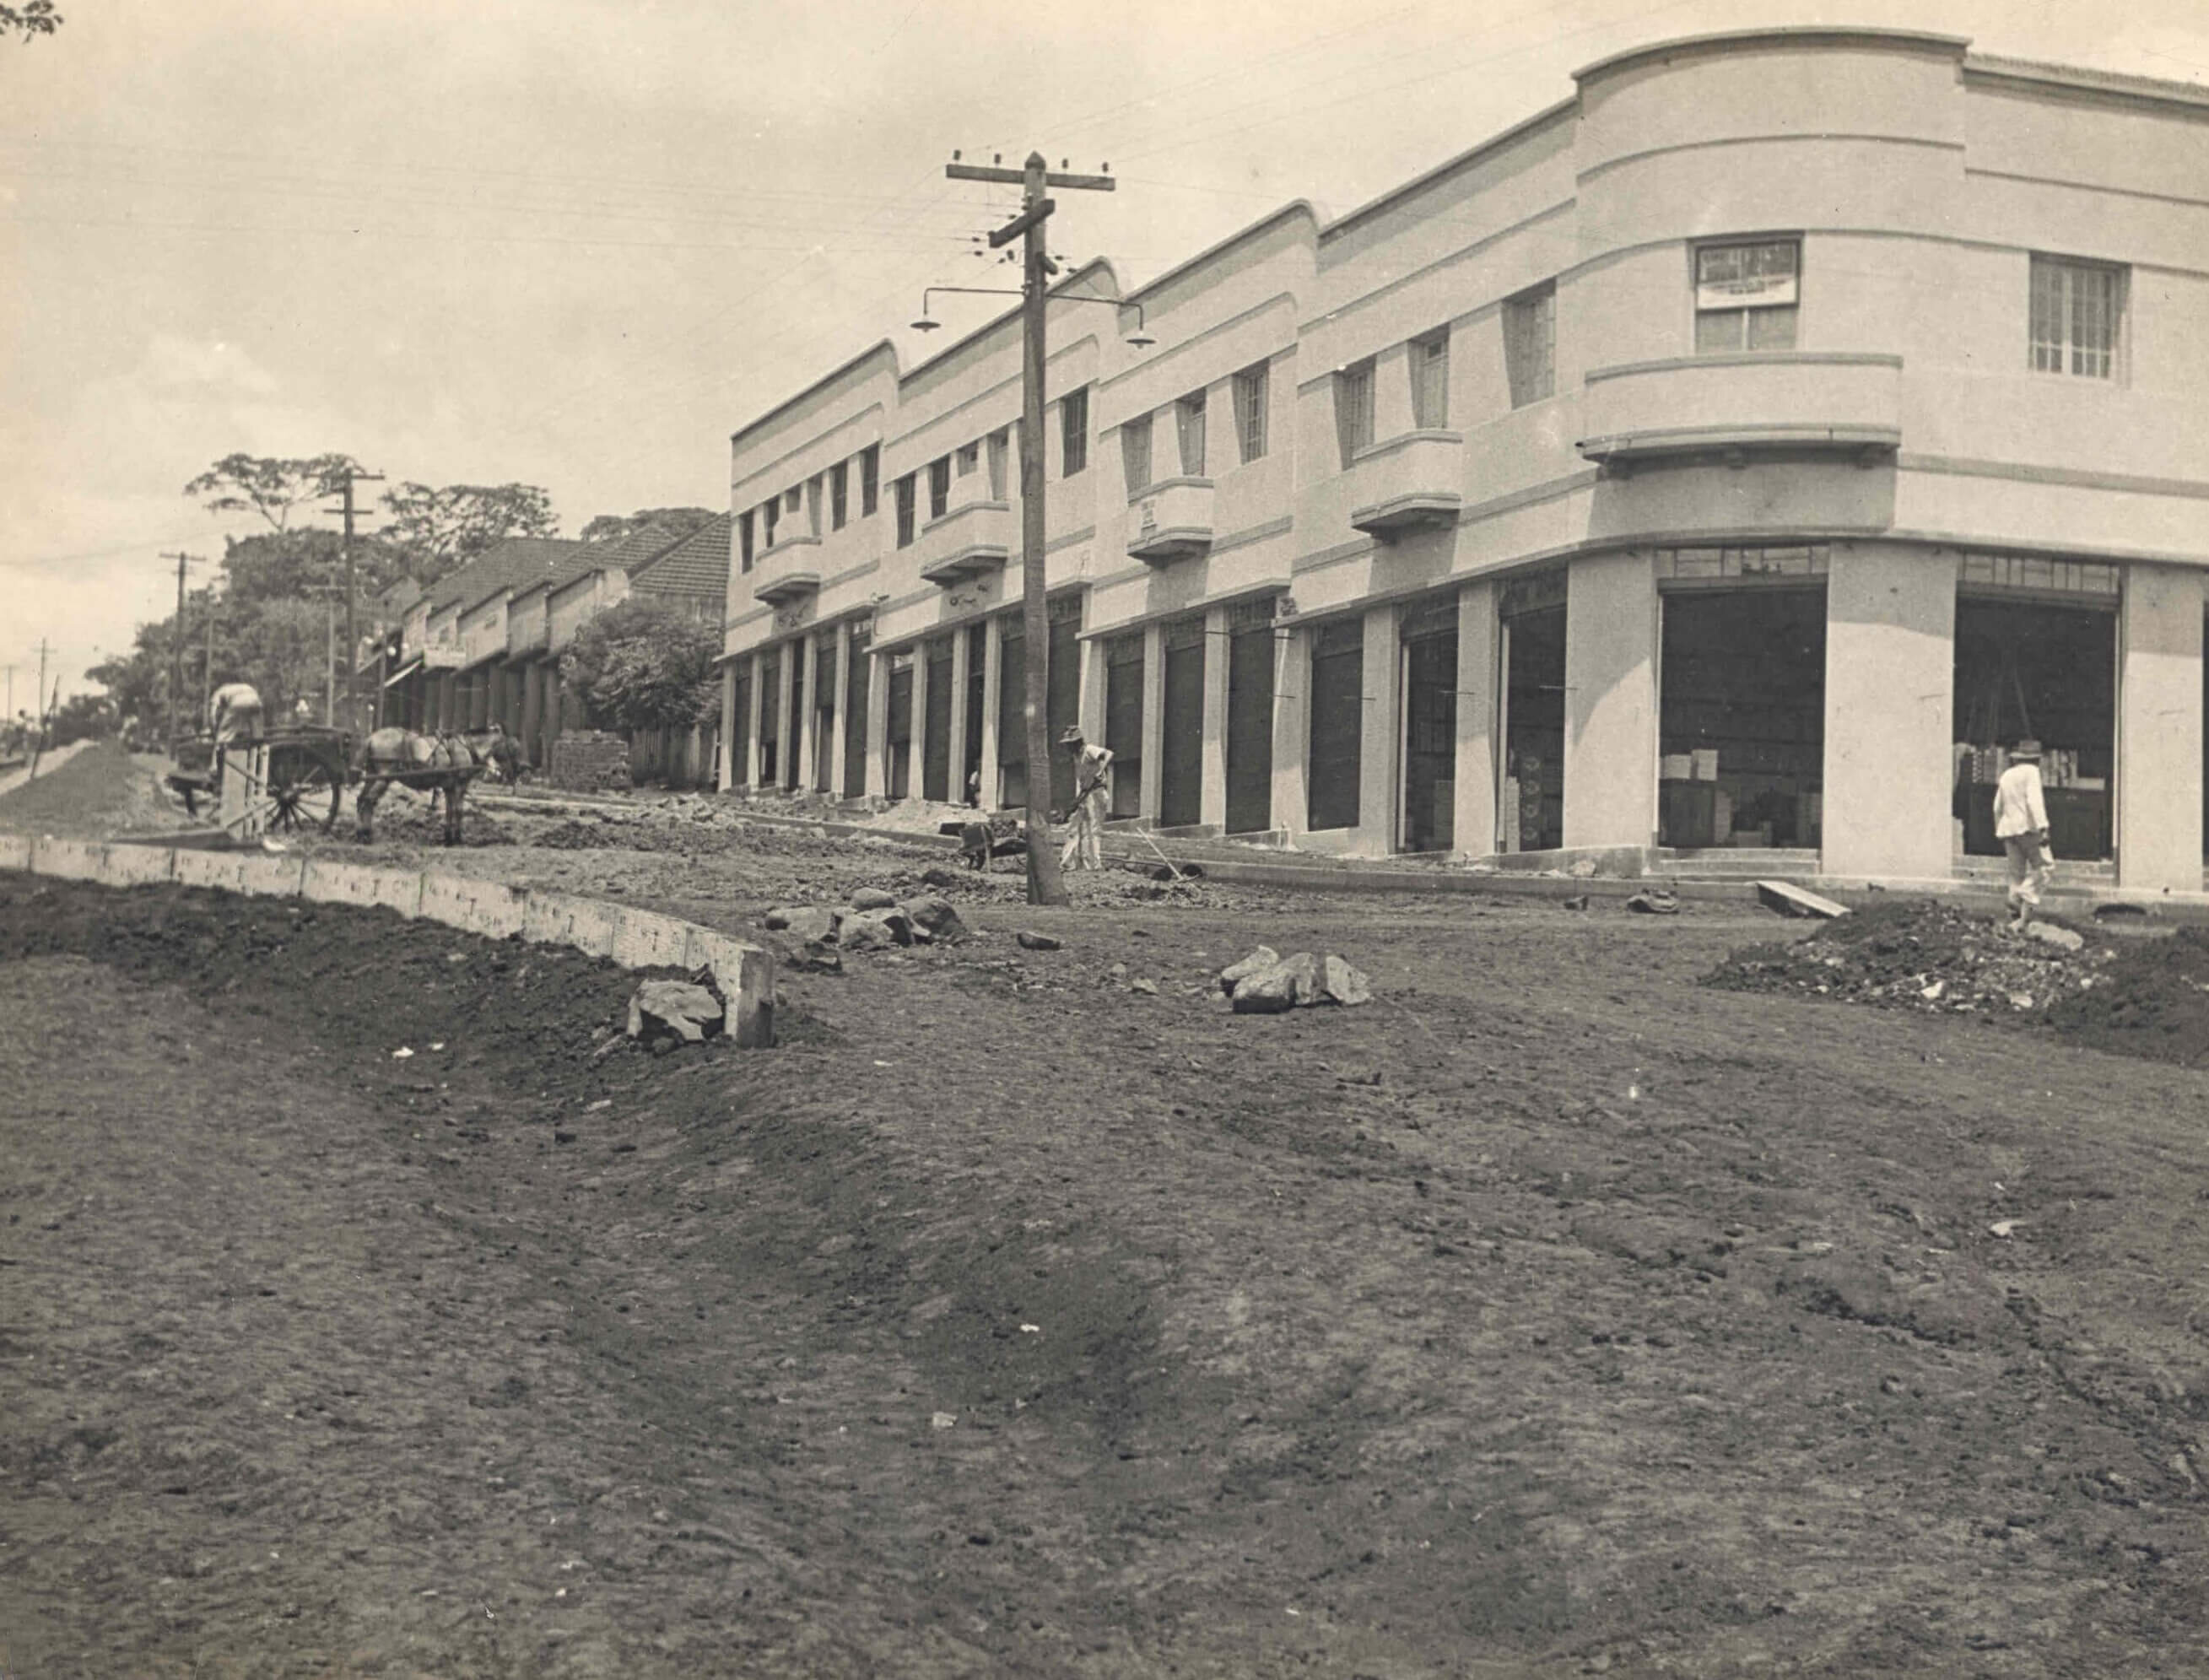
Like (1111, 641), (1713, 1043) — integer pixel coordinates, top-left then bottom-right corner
(1234, 953), (1320, 1014)
(1016, 930), (1061, 952)
(901, 894), (967, 943)
(775, 905), (839, 946)
(1321, 955), (1372, 1006)
(627, 979), (724, 1043)
(2027, 921), (2085, 952)
(1129, 977), (1159, 996)
(851, 886), (899, 910)
(1625, 889), (1680, 916)
(1561, 894), (1591, 911)
(1218, 946), (1281, 994)
(761, 905), (805, 932)
(768, 935), (842, 974)
(840, 910), (910, 953)
(921, 866), (962, 889)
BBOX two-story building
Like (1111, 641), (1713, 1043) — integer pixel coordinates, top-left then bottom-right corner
(720, 29), (2209, 892)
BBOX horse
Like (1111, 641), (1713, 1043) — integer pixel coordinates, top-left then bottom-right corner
(354, 727), (496, 845)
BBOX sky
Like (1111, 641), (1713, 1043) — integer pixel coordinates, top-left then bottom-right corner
(4, 0), (2206, 704)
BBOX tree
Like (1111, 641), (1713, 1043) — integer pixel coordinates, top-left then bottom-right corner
(50, 693), (116, 747)
(578, 506), (717, 546)
(0, 3), (62, 41)
(381, 481), (559, 585)
(184, 453), (364, 530)
(559, 600), (718, 736)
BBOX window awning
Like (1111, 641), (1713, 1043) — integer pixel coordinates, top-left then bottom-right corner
(382, 654), (424, 688)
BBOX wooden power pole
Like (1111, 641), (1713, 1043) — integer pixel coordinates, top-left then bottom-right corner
(160, 550), (202, 748)
(945, 150), (1114, 906)
(325, 465), (384, 737)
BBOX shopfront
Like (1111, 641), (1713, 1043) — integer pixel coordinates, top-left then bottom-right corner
(1499, 571), (1564, 853)
(1399, 596), (1457, 853)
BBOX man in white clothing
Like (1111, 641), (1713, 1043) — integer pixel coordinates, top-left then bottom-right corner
(1991, 738), (2051, 926)
(1056, 726), (1113, 872)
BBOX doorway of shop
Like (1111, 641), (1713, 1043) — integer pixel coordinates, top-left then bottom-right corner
(1657, 586), (1826, 851)
(1499, 575), (1564, 852)
(1399, 597), (1456, 852)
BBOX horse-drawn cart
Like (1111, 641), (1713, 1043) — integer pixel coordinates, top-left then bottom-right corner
(167, 725), (353, 835)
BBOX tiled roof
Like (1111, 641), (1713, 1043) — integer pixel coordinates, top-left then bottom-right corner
(629, 514), (732, 602)
(531, 521), (695, 602)
(429, 537), (592, 613)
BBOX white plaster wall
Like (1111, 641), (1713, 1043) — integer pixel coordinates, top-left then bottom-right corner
(1562, 549), (1658, 848)
(2117, 562), (2204, 891)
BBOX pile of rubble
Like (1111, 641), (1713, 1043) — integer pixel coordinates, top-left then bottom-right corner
(1706, 898), (2116, 1016)
(759, 887), (966, 970)
(1217, 945), (1373, 1015)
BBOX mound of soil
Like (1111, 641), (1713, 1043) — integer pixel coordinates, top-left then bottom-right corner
(1705, 897), (2115, 1017)
(2044, 924), (2209, 1068)
(0, 743), (180, 836)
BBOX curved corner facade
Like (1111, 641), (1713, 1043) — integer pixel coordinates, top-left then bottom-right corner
(717, 30), (2209, 889)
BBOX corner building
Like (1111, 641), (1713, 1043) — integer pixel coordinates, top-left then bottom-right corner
(721, 30), (2209, 890)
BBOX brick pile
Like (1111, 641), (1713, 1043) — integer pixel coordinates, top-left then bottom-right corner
(548, 731), (633, 792)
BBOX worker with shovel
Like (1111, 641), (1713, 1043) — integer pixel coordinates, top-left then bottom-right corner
(1057, 726), (1114, 872)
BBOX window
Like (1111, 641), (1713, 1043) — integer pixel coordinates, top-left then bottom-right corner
(1233, 361), (1268, 463)
(830, 461), (848, 530)
(1335, 359), (1375, 467)
(738, 508), (754, 573)
(1176, 390), (1207, 477)
(987, 428), (1010, 500)
(806, 474), (824, 536)
(860, 445), (880, 516)
(1504, 283), (1556, 408)
(2031, 255), (2123, 379)
(762, 497), (779, 548)
(1121, 413), (1153, 499)
(927, 456), (951, 520)
(1060, 385), (1089, 477)
(1411, 329), (1450, 429)
(1694, 239), (1798, 354)
(955, 440), (980, 478)
(894, 474), (916, 548)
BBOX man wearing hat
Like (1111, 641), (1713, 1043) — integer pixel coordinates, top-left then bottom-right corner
(1057, 726), (1114, 872)
(1991, 738), (2051, 926)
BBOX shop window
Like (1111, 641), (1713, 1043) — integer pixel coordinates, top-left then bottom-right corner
(1234, 361), (1269, 463)
(860, 445), (880, 517)
(1335, 359), (1375, 467)
(829, 461), (848, 530)
(2030, 255), (2124, 379)
(1411, 329), (1450, 429)
(1060, 386), (1089, 477)
(1121, 413), (1153, 500)
(894, 475), (916, 548)
(1176, 390), (1207, 477)
(1504, 282), (1555, 408)
(1694, 238), (1799, 354)
(927, 456), (951, 521)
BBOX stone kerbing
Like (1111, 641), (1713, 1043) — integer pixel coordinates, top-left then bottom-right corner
(0, 842), (775, 1047)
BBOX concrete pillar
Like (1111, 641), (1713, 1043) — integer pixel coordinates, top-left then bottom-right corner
(979, 614), (1003, 808)
(1455, 580), (1499, 857)
(791, 639), (815, 791)
(1272, 623), (1310, 844)
(2118, 562), (2204, 892)
(1199, 604), (1229, 829)
(745, 650), (766, 787)
(1138, 620), (1166, 823)
(1822, 542), (1954, 882)
(776, 640), (798, 790)
(864, 649), (889, 799)
(831, 622), (853, 799)
(1358, 603), (1402, 855)
(1562, 550), (1659, 851)
(716, 664), (737, 791)
(1078, 633), (1105, 743)
(911, 638), (937, 804)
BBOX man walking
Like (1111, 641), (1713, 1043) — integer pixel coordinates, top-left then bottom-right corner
(1057, 726), (1113, 872)
(1992, 737), (2051, 926)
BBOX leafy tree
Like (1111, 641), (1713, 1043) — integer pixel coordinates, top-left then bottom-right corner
(50, 693), (115, 747)
(381, 481), (559, 584)
(559, 599), (718, 735)
(0, 3), (62, 41)
(579, 506), (716, 546)
(184, 452), (365, 530)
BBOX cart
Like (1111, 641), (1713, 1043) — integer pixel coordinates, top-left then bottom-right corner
(167, 726), (353, 835)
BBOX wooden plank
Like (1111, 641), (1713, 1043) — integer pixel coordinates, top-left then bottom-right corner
(1757, 878), (1849, 919)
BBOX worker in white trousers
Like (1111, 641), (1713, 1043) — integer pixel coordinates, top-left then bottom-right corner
(1992, 737), (2052, 926)
(1057, 726), (1113, 872)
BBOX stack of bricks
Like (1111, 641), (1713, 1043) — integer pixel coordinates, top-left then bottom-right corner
(548, 730), (634, 792)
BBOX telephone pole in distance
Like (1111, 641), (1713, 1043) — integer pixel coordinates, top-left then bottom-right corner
(944, 150), (1115, 907)
(160, 551), (204, 748)
(325, 466), (385, 736)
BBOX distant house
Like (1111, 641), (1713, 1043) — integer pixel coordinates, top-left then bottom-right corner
(382, 538), (590, 737)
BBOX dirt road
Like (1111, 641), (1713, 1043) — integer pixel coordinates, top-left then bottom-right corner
(3, 847), (2206, 1677)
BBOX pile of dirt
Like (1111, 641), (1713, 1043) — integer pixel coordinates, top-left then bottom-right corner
(357, 800), (513, 847)
(2044, 923), (2209, 1068)
(0, 743), (181, 836)
(1705, 898), (2116, 1017)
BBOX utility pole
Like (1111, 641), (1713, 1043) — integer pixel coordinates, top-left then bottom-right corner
(324, 597), (337, 726)
(161, 551), (203, 748)
(946, 150), (1115, 906)
(325, 465), (385, 737)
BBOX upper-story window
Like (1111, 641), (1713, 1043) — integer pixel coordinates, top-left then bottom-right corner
(1335, 359), (1375, 467)
(1504, 282), (1556, 408)
(860, 445), (880, 516)
(955, 440), (980, 478)
(987, 428), (1010, 500)
(1060, 386), (1090, 477)
(829, 461), (849, 530)
(894, 474), (916, 548)
(1176, 391), (1207, 478)
(738, 508), (754, 573)
(2031, 254), (2124, 380)
(1121, 413), (1153, 499)
(762, 496), (779, 548)
(927, 456), (952, 520)
(806, 474), (824, 537)
(1694, 239), (1798, 354)
(1411, 329), (1450, 429)
(1233, 361), (1268, 463)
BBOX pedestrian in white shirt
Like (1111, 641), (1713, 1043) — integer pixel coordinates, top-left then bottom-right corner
(1991, 738), (2051, 926)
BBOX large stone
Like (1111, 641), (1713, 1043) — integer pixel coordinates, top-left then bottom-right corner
(1233, 953), (1320, 1014)
(2027, 921), (2085, 953)
(776, 905), (840, 946)
(627, 979), (723, 1043)
(851, 886), (899, 910)
(1016, 929), (1061, 952)
(902, 894), (966, 943)
(1218, 946), (1281, 995)
(1321, 955), (1373, 1006)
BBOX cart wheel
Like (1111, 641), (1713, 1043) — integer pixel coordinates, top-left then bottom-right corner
(269, 759), (343, 832)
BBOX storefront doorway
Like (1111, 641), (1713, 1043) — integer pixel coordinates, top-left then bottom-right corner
(1306, 617), (1363, 833)
(886, 650), (913, 801)
(1159, 615), (1206, 829)
(1399, 597), (1456, 853)
(1499, 573), (1564, 852)
(1104, 633), (1144, 818)
(1224, 598), (1276, 835)
(923, 635), (953, 802)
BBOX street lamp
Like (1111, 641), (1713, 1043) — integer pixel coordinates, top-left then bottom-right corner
(911, 287), (1154, 350)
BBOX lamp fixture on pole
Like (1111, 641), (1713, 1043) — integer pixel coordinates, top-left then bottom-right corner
(910, 287), (1154, 350)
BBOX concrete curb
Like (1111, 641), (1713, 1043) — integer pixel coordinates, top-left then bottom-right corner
(2, 840), (775, 1048)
